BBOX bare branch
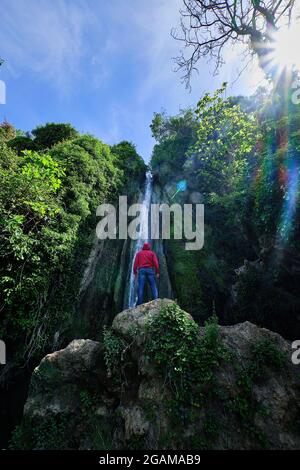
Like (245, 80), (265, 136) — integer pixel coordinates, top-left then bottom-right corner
(173, 0), (297, 85)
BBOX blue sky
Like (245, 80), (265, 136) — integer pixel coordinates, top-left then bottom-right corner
(0, 0), (266, 162)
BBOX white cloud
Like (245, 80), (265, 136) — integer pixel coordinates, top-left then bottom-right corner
(0, 0), (95, 91)
(99, 0), (265, 109)
(119, 0), (193, 104)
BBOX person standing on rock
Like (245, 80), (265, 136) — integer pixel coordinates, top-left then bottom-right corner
(133, 242), (160, 305)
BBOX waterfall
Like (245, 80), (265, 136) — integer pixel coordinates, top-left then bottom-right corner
(127, 171), (153, 307)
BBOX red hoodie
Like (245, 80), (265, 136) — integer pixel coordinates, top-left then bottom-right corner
(133, 242), (160, 275)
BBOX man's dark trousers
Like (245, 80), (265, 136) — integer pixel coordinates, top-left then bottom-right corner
(137, 267), (158, 305)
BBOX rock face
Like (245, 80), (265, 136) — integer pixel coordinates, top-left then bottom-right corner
(149, 184), (173, 302)
(78, 236), (130, 336)
(16, 299), (300, 450)
(227, 254), (300, 340)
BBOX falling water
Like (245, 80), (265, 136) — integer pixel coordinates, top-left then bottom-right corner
(127, 171), (153, 307)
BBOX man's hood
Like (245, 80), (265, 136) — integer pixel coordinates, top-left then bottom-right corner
(142, 242), (151, 250)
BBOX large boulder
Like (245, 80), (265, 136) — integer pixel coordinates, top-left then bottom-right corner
(13, 299), (300, 450)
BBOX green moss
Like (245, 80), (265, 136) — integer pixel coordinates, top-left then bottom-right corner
(36, 360), (61, 382)
(145, 303), (229, 447)
(166, 227), (228, 321)
(166, 239), (206, 316)
(225, 338), (285, 448)
(144, 303), (288, 449)
(146, 303), (228, 405)
(35, 414), (74, 449)
(143, 400), (157, 424)
(78, 388), (114, 450)
(90, 417), (113, 450)
(103, 326), (128, 378)
(127, 434), (145, 450)
(9, 422), (34, 450)
(10, 414), (74, 450)
(80, 389), (96, 410)
(250, 338), (285, 372)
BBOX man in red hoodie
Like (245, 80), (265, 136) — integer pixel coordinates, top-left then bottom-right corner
(133, 242), (160, 305)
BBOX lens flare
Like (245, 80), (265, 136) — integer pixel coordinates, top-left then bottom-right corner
(270, 23), (300, 73)
(170, 179), (187, 199)
(278, 160), (299, 244)
(254, 21), (300, 88)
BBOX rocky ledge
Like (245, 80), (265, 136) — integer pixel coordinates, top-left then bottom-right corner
(11, 299), (300, 450)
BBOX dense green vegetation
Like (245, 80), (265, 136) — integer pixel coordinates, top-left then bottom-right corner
(145, 303), (228, 406)
(9, 388), (114, 450)
(151, 83), (300, 337)
(0, 120), (146, 366)
(144, 304), (286, 449)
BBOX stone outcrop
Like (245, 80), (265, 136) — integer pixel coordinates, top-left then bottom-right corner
(16, 299), (300, 450)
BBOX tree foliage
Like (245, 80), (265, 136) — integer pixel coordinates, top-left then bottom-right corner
(185, 83), (260, 199)
(31, 123), (79, 150)
(0, 123), (145, 362)
(151, 109), (197, 186)
(0, 120), (16, 143)
(111, 141), (147, 195)
(150, 83), (300, 337)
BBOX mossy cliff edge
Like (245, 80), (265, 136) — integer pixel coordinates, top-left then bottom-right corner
(11, 299), (300, 450)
